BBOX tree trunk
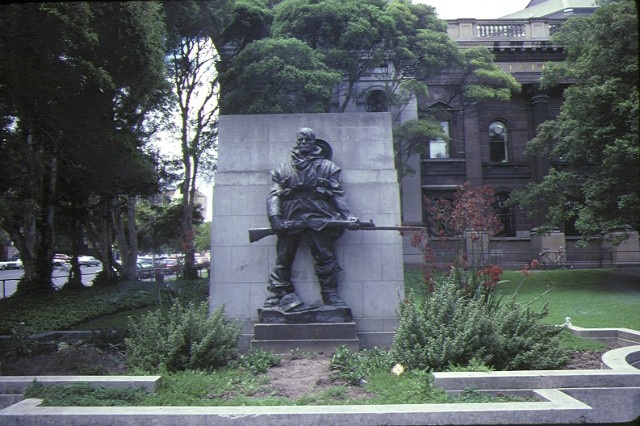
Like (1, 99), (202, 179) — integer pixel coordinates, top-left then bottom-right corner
(111, 197), (138, 280)
(14, 127), (57, 297)
(181, 173), (198, 280)
(63, 211), (85, 291)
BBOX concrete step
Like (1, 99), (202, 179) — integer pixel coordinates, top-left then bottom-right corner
(251, 338), (360, 354)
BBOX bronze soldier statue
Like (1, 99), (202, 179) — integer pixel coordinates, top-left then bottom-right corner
(264, 128), (358, 312)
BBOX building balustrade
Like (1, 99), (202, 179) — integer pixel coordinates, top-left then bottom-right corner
(447, 18), (566, 46)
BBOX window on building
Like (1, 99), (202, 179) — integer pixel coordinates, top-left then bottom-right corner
(488, 121), (509, 162)
(429, 121), (450, 159)
(495, 191), (515, 237)
(366, 90), (387, 112)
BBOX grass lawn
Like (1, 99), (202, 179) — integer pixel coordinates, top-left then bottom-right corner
(405, 267), (640, 330)
(498, 268), (640, 330)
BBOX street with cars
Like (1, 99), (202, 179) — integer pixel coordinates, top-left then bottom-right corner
(0, 265), (102, 299)
(1, 253), (210, 299)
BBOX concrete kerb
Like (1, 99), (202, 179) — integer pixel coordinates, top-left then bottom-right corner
(0, 327), (638, 425)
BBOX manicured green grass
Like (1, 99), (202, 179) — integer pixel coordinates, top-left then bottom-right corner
(404, 268), (640, 330)
(497, 269), (640, 330)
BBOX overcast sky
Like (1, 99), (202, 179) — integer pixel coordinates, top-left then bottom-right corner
(414, 0), (531, 20)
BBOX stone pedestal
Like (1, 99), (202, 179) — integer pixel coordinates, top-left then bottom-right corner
(209, 113), (405, 351)
(252, 322), (359, 353)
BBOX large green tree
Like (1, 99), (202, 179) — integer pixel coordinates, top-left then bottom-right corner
(512, 0), (639, 240)
(0, 2), (168, 294)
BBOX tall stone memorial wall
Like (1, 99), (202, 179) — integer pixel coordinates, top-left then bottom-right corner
(209, 113), (405, 349)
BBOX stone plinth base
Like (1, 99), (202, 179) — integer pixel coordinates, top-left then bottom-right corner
(252, 322), (359, 353)
(258, 305), (353, 324)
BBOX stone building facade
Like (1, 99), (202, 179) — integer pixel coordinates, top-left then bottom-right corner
(333, 0), (639, 267)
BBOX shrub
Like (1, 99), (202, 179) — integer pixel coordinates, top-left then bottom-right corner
(490, 301), (568, 370)
(390, 276), (496, 371)
(125, 301), (240, 372)
(391, 275), (568, 371)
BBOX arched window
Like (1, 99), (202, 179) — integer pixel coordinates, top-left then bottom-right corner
(366, 90), (387, 112)
(488, 121), (509, 162)
(495, 191), (515, 237)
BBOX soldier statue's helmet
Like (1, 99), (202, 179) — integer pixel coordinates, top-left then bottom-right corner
(314, 138), (333, 160)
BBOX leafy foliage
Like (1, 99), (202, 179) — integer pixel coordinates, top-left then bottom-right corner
(0, 2), (169, 294)
(393, 119), (447, 178)
(512, 0), (639, 238)
(220, 37), (341, 114)
(416, 183), (504, 296)
(125, 301), (241, 372)
(425, 183), (503, 238)
(271, 0), (396, 112)
(390, 274), (567, 372)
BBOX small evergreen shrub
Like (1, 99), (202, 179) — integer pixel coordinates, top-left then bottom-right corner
(390, 276), (496, 371)
(490, 300), (568, 370)
(391, 275), (568, 371)
(125, 301), (240, 372)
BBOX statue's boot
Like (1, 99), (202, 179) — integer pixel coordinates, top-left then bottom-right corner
(279, 292), (316, 312)
(321, 290), (346, 306)
(265, 292), (315, 312)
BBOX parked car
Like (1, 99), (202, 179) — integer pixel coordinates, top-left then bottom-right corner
(53, 254), (70, 267)
(77, 256), (101, 267)
(137, 262), (154, 279)
(0, 259), (22, 270)
(159, 258), (182, 275)
(194, 256), (210, 268)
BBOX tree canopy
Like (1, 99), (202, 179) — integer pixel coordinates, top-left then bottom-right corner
(0, 2), (169, 294)
(512, 0), (639, 239)
(220, 37), (341, 113)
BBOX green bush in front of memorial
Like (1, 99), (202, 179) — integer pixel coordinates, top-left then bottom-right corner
(124, 301), (241, 372)
(390, 273), (568, 371)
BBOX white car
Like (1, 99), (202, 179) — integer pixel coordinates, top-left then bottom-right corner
(77, 256), (101, 267)
(0, 259), (22, 270)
